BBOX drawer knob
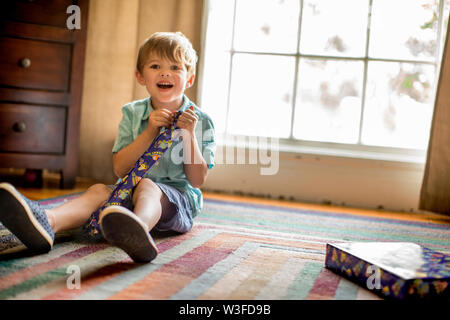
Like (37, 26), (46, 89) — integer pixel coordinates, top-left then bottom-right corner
(20, 58), (31, 68)
(13, 122), (26, 133)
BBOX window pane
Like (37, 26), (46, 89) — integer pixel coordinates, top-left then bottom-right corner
(300, 0), (369, 57)
(293, 59), (364, 143)
(200, 52), (230, 134)
(370, 0), (439, 61)
(233, 0), (300, 53)
(362, 62), (435, 149)
(199, 0), (235, 134)
(227, 54), (295, 138)
(204, 0), (235, 50)
(441, 0), (450, 56)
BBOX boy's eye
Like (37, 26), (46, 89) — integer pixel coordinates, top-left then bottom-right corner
(150, 64), (160, 69)
(171, 65), (182, 71)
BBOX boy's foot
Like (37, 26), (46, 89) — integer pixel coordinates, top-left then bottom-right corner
(99, 205), (158, 263)
(0, 182), (55, 253)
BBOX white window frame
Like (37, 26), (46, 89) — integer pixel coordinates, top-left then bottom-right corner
(197, 0), (448, 165)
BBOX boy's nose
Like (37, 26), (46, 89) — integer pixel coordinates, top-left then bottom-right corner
(160, 69), (171, 77)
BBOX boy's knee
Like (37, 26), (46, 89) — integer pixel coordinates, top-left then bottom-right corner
(133, 178), (161, 201)
(87, 183), (112, 200)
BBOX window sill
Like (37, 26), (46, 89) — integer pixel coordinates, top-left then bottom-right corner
(278, 141), (427, 165)
(215, 134), (427, 166)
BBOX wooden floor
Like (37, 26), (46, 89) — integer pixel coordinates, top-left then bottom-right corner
(1, 169), (449, 225)
(0, 169), (97, 200)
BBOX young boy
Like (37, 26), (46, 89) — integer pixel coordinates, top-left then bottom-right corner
(0, 32), (216, 263)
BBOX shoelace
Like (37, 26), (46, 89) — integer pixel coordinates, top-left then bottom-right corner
(84, 108), (188, 236)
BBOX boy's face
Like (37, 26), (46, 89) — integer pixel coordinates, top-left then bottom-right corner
(136, 54), (195, 109)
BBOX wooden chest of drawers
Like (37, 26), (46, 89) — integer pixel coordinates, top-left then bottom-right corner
(0, 0), (88, 188)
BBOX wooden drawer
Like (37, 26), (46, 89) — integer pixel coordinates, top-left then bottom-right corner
(0, 0), (74, 28)
(0, 36), (70, 91)
(0, 103), (66, 154)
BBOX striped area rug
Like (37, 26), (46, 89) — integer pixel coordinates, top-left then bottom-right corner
(0, 192), (449, 300)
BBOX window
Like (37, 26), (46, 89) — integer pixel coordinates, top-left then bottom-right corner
(199, 0), (450, 159)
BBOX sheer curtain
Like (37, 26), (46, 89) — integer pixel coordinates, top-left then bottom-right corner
(79, 0), (204, 183)
(420, 22), (450, 215)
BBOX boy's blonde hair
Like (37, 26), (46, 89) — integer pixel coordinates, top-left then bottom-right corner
(136, 32), (198, 76)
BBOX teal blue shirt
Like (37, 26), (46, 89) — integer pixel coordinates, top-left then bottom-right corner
(112, 95), (216, 217)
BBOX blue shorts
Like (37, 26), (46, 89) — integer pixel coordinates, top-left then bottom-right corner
(107, 182), (193, 234)
(153, 182), (193, 234)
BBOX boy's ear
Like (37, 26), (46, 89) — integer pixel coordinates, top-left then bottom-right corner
(186, 73), (195, 88)
(136, 70), (145, 85)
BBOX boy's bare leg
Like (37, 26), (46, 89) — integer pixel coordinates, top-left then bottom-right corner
(46, 184), (112, 233)
(97, 179), (166, 262)
(131, 178), (174, 231)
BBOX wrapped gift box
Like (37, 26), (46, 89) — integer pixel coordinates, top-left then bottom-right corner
(325, 242), (449, 300)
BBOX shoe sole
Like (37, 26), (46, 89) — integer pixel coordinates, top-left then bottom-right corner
(0, 182), (53, 252)
(99, 206), (158, 263)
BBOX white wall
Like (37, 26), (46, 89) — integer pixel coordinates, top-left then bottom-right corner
(202, 145), (426, 212)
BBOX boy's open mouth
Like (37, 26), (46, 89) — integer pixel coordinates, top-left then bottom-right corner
(157, 83), (174, 89)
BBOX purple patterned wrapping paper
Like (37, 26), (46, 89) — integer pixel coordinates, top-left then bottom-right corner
(325, 242), (450, 300)
(84, 109), (187, 236)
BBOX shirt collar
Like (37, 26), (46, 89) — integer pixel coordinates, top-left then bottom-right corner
(142, 95), (191, 120)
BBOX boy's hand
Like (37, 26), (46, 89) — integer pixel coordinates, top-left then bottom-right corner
(177, 106), (198, 135)
(147, 109), (175, 133)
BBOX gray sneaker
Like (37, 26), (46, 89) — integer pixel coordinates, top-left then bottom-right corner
(0, 182), (55, 253)
(99, 205), (158, 263)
